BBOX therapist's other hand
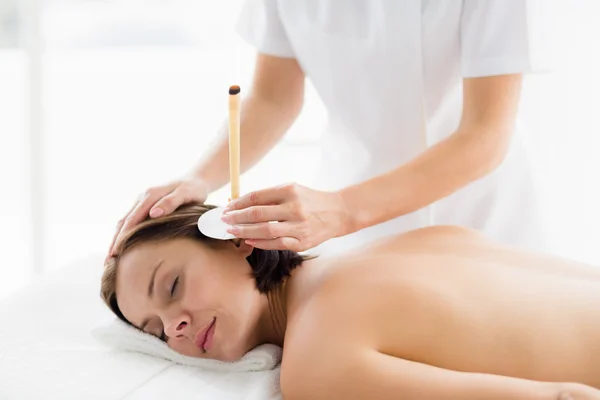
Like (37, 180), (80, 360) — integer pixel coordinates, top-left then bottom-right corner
(108, 178), (210, 256)
(222, 183), (351, 252)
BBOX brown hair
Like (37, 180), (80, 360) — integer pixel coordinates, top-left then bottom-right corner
(101, 203), (308, 329)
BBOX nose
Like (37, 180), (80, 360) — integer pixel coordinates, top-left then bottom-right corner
(163, 312), (191, 339)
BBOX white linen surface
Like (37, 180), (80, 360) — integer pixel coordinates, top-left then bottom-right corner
(91, 318), (282, 373)
(0, 254), (282, 400)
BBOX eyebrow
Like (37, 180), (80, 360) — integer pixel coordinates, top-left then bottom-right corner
(140, 259), (164, 331)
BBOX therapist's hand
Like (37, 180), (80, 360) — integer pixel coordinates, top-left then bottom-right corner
(222, 183), (352, 252)
(108, 178), (210, 257)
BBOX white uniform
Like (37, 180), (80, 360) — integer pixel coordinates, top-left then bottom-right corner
(236, 0), (552, 255)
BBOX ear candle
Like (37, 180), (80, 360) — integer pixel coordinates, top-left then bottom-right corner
(228, 85), (241, 201)
(196, 84), (242, 240)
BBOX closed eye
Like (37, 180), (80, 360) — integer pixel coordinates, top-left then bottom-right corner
(171, 276), (179, 297)
(158, 276), (180, 342)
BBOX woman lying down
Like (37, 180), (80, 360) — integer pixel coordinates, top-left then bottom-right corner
(101, 204), (600, 400)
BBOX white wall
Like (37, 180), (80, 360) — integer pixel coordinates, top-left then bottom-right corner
(1, 0), (600, 298)
(1, 0), (327, 299)
(0, 51), (31, 297)
(518, 0), (600, 263)
(41, 47), (325, 273)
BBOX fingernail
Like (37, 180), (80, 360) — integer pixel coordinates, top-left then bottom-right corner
(149, 208), (164, 218)
(227, 226), (238, 234)
(221, 214), (231, 223)
(222, 207), (231, 214)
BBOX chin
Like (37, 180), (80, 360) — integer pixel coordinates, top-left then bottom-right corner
(217, 341), (253, 362)
(171, 343), (205, 358)
(215, 320), (259, 362)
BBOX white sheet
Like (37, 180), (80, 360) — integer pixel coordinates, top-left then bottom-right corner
(0, 254), (282, 400)
(91, 317), (282, 372)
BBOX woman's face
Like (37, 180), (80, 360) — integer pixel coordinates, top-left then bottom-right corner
(115, 237), (265, 361)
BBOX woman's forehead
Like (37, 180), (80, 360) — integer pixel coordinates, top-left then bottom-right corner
(119, 243), (163, 273)
(116, 247), (156, 296)
(123, 239), (191, 263)
(115, 245), (169, 325)
(116, 239), (202, 284)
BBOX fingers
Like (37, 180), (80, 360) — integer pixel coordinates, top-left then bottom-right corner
(227, 221), (303, 240)
(222, 204), (292, 225)
(106, 219), (124, 259)
(225, 183), (299, 212)
(150, 179), (210, 217)
(151, 188), (188, 218)
(110, 183), (178, 255)
(245, 236), (302, 252)
(107, 198), (139, 257)
(118, 193), (156, 234)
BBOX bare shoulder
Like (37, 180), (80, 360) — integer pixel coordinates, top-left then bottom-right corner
(280, 277), (361, 399)
(360, 225), (492, 255)
(388, 225), (489, 244)
(280, 263), (401, 398)
(402, 225), (484, 239)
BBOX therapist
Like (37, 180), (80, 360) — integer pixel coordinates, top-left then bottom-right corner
(110, 0), (551, 256)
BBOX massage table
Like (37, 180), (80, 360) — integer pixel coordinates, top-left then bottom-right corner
(0, 254), (281, 399)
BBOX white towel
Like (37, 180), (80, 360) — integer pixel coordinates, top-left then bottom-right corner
(91, 317), (282, 373)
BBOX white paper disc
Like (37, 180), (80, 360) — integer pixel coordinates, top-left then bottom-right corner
(197, 207), (236, 240)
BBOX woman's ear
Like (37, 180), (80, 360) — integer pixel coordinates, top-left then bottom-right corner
(231, 238), (254, 257)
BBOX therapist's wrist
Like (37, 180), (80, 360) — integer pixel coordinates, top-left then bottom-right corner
(183, 170), (213, 195)
(334, 188), (364, 237)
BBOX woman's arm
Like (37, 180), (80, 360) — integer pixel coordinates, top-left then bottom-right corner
(340, 73), (522, 233)
(282, 347), (588, 400)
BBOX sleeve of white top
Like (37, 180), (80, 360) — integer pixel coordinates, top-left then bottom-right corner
(460, 0), (554, 78)
(235, 0), (295, 58)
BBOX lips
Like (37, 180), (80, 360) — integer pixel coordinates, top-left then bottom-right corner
(194, 318), (216, 352)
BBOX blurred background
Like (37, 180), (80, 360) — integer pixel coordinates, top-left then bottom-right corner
(1, 0), (598, 298)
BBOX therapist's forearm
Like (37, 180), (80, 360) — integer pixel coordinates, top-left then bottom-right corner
(339, 128), (511, 233)
(187, 93), (302, 193)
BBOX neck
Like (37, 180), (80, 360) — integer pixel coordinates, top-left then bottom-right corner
(256, 254), (314, 347)
(257, 276), (291, 347)
(255, 256), (320, 347)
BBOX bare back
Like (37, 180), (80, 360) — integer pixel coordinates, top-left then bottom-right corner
(285, 226), (600, 388)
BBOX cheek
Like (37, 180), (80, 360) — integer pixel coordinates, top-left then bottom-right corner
(186, 268), (249, 307)
(187, 267), (260, 322)
(180, 274), (231, 315)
